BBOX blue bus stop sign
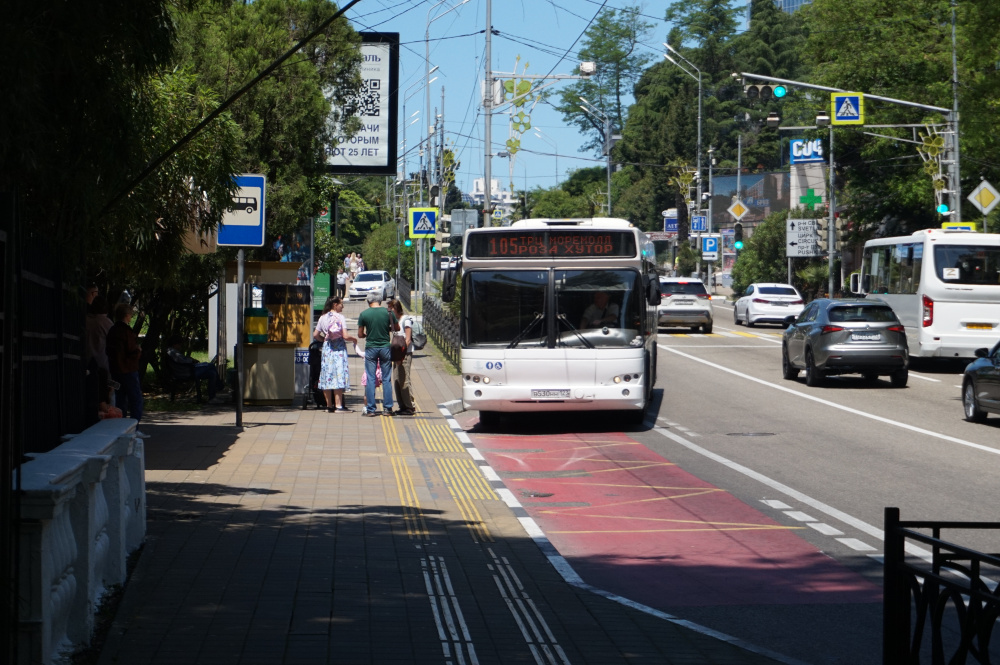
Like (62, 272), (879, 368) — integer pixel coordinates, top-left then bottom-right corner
(218, 174), (267, 247)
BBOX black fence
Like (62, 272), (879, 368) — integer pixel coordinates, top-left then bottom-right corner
(397, 275), (412, 311)
(421, 295), (459, 370)
(884, 507), (1000, 665)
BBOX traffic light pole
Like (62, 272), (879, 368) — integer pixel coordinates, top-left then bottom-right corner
(828, 126), (835, 297)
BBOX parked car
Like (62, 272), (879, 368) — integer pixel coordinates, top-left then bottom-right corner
(348, 270), (396, 301)
(658, 277), (713, 333)
(781, 299), (909, 387)
(961, 341), (1000, 422)
(734, 282), (804, 326)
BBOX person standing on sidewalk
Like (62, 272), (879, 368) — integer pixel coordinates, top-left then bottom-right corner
(357, 291), (397, 416)
(313, 296), (356, 412)
(106, 303), (144, 423)
(391, 300), (416, 415)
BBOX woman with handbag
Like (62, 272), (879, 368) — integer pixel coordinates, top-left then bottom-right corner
(391, 300), (416, 415)
(313, 296), (357, 412)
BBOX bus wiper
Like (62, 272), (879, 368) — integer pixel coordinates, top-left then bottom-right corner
(508, 312), (545, 348)
(556, 313), (594, 348)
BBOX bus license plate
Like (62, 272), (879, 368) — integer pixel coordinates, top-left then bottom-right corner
(851, 332), (881, 342)
(532, 389), (570, 398)
(967, 323), (993, 330)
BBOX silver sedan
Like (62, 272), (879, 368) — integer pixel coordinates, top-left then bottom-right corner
(782, 298), (909, 387)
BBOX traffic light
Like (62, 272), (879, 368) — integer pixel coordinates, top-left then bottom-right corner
(734, 223), (744, 251)
(430, 238), (437, 253)
(404, 237), (412, 247)
(816, 218), (830, 253)
(835, 216), (847, 251)
(744, 84), (787, 101)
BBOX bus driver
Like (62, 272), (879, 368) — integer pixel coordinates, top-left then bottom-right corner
(581, 291), (619, 329)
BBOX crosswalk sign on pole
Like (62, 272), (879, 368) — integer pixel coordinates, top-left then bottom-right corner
(831, 92), (864, 125)
(408, 207), (438, 237)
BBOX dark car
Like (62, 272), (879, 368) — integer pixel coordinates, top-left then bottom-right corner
(962, 341), (1000, 422)
(781, 298), (909, 387)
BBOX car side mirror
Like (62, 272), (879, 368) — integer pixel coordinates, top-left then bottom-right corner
(784, 315), (796, 326)
(975, 347), (989, 358)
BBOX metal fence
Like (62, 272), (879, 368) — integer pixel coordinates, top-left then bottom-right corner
(396, 275), (412, 311)
(884, 507), (1000, 665)
(421, 295), (459, 370)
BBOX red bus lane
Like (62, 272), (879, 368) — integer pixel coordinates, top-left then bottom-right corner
(472, 430), (879, 609)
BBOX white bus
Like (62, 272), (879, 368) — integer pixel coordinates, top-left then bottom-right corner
(850, 229), (1000, 358)
(443, 218), (662, 426)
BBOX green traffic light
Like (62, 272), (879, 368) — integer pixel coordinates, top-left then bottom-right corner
(774, 85), (787, 98)
(936, 203), (949, 214)
(404, 238), (412, 247)
(734, 240), (744, 250)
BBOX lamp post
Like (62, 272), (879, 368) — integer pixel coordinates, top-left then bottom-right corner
(578, 97), (613, 214)
(533, 129), (558, 186)
(663, 43), (703, 210)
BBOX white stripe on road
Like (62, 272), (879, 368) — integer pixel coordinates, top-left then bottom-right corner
(659, 344), (1000, 458)
(907, 372), (941, 383)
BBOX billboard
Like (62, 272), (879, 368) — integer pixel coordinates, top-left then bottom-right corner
(326, 33), (399, 175)
(709, 171), (790, 230)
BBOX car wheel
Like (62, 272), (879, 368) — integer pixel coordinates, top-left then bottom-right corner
(733, 308), (741, 326)
(805, 349), (823, 387)
(745, 314), (754, 328)
(781, 345), (798, 380)
(963, 381), (987, 422)
(890, 368), (908, 388)
(703, 321), (713, 334)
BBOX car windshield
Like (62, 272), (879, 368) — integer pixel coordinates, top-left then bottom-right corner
(661, 281), (707, 295)
(934, 245), (1000, 285)
(759, 286), (798, 296)
(462, 269), (643, 349)
(828, 305), (897, 323)
(355, 273), (381, 282)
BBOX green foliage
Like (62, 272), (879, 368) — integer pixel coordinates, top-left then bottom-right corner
(361, 221), (414, 283)
(531, 189), (590, 218)
(554, 5), (654, 153)
(730, 209), (792, 294)
(674, 243), (699, 277)
(795, 262), (832, 301)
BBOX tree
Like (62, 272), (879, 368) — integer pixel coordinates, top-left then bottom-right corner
(554, 6), (653, 154)
(730, 209), (791, 295)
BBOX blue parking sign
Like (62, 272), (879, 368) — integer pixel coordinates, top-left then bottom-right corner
(702, 236), (718, 253)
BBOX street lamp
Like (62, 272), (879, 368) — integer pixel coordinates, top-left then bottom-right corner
(663, 43), (703, 210)
(578, 97), (614, 214)
(533, 129), (558, 185)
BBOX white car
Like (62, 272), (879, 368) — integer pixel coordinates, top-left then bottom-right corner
(658, 277), (713, 333)
(348, 270), (396, 301)
(734, 282), (804, 327)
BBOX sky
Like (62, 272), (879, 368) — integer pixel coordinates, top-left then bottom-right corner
(341, 0), (674, 196)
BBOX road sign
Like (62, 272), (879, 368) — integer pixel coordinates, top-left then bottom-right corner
(218, 174), (266, 247)
(786, 218), (822, 257)
(727, 200), (749, 221)
(967, 180), (1000, 216)
(492, 208), (503, 220)
(831, 93), (864, 125)
(942, 222), (976, 231)
(691, 215), (707, 232)
(663, 215), (678, 233)
(409, 207), (437, 237)
(702, 235), (720, 261)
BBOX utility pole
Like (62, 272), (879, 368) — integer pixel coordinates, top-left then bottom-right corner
(828, 126), (835, 297)
(950, 0), (962, 224)
(483, 0), (492, 227)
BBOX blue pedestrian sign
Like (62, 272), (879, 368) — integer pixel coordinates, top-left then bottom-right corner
(409, 207), (437, 237)
(831, 92), (864, 125)
(691, 215), (707, 232)
(218, 174), (266, 247)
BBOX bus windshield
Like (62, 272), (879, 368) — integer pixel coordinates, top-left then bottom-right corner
(464, 269), (644, 349)
(934, 245), (1000, 285)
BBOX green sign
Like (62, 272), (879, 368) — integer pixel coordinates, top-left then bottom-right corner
(313, 272), (331, 310)
(318, 204), (332, 224)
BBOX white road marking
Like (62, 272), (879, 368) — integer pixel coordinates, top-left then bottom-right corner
(659, 344), (1000, 458)
(907, 372), (941, 383)
(809, 523), (845, 536)
(761, 499), (793, 510)
(659, 344), (774, 349)
(837, 538), (877, 552)
(783, 511), (816, 522)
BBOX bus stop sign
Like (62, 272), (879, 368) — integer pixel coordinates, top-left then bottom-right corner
(218, 174), (267, 247)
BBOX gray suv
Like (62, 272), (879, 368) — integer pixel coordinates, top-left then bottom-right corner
(658, 278), (713, 333)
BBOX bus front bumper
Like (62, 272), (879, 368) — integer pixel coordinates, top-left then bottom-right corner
(463, 385), (646, 413)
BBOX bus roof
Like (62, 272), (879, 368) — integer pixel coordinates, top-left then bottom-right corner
(865, 229), (1000, 246)
(506, 217), (636, 230)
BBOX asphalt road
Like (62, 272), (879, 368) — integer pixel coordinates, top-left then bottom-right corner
(470, 300), (1000, 665)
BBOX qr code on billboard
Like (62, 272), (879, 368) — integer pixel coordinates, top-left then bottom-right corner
(346, 79), (381, 117)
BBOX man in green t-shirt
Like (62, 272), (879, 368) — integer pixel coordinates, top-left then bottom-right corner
(357, 292), (398, 415)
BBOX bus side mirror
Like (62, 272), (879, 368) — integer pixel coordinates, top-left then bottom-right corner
(646, 275), (662, 306)
(441, 265), (459, 303)
(849, 273), (860, 294)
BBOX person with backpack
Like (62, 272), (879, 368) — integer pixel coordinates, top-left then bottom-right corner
(391, 300), (416, 415)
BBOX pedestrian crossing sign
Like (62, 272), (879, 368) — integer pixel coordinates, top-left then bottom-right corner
(831, 93), (864, 125)
(408, 207), (437, 237)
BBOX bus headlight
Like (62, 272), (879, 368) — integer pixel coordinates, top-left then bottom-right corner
(472, 375), (480, 383)
(482, 376), (490, 384)
(623, 374), (631, 382)
(613, 376), (622, 384)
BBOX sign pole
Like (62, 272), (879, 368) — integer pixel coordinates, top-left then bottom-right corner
(235, 249), (245, 428)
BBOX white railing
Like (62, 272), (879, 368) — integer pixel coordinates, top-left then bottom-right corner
(17, 418), (146, 665)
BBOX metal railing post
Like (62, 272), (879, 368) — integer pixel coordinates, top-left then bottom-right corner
(883, 506), (908, 665)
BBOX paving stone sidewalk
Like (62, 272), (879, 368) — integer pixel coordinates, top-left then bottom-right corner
(96, 301), (789, 665)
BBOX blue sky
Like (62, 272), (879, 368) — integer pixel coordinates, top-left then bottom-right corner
(343, 0), (673, 196)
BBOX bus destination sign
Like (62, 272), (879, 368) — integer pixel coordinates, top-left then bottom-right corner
(466, 230), (637, 259)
